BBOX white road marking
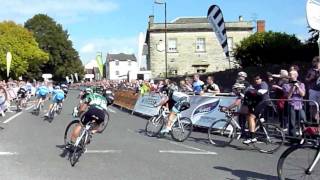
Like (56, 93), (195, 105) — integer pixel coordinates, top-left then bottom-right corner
(3, 105), (34, 124)
(85, 150), (121, 154)
(0, 152), (18, 155)
(167, 141), (206, 152)
(159, 150), (217, 155)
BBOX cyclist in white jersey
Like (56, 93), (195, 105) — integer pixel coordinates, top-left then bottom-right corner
(158, 84), (190, 134)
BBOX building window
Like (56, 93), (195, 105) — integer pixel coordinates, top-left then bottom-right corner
(197, 69), (206, 73)
(115, 60), (119, 66)
(168, 39), (177, 52)
(196, 38), (206, 52)
(227, 37), (234, 52)
(128, 60), (131, 66)
(116, 71), (119, 75)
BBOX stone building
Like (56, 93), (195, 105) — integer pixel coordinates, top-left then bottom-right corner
(145, 16), (264, 78)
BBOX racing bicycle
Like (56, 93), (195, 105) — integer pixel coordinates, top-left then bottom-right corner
(208, 106), (284, 153)
(145, 106), (193, 142)
(64, 112), (110, 166)
(277, 123), (320, 180)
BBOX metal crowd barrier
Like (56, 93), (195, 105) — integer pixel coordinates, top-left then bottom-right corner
(261, 99), (320, 138)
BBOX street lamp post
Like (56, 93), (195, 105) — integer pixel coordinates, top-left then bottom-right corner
(155, 0), (167, 78)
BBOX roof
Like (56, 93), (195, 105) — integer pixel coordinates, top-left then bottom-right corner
(171, 17), (208, 23)
(107, 53), (137, 62)
(149, 17), (254, 32)
(85, 59), (98, 69)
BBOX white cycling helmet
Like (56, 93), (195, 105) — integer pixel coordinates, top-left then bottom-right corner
(54, 86), (60, 90)
(238, 71), (247, 78)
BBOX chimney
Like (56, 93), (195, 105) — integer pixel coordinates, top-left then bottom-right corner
(149, 15), (154, 24)
(257, 20), (265, 33)
(239, 16), (243, 22)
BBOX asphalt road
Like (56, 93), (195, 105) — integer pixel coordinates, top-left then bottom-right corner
(0, 90), (286, 180)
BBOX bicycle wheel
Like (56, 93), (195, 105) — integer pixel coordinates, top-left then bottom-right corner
(145, 115), (165, 137)
(70, 137), (86, 167)
(56, 104), (62, 115)
(34, 102), (40, 116)
(277, 144), (320, 180)
(171, 117), (193, 142)
(208, 119), (236, 147)
(99, 111), (110, 132)
(253, 123), (284, 153)
(64, 120), (80, 145)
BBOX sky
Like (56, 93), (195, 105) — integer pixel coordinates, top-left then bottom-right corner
(0, 0), (311, 65)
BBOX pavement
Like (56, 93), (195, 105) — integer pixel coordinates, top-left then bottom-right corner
(0, 90), (285, 180)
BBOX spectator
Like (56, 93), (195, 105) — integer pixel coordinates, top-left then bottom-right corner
(283, 70), (306, 137)
(305, 56), (320, 121)
(184, 77), (193, 92)
(179, 80), (191, 93)
(0, 85), (8, 117)
(271, 69), (289, 130)
(192, 74), (204, 95)
(204, 76), (220, 94)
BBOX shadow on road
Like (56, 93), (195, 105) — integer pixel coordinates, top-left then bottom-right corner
(213, 166), (278, 180)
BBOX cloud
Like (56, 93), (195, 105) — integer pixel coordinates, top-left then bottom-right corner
(80, 43), (95, 53)
(78, 36), (139, 64)
(0, 0), (119, 24)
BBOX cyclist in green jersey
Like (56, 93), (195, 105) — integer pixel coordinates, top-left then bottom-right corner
(70, 92), (111, 144)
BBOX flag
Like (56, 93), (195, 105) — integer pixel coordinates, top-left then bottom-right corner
(74, 73), (78, 82)
(207, 5), (229, 57)
(6, 52), (12, 77)
(96, 53), (104, 77)
(306, 0), (320, 31)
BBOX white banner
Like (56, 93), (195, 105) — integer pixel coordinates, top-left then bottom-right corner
(6, 52), (12, 77)
(133, 93), (237, 128)
(307, 0), (320, 31)
(207, 5), (229, 57)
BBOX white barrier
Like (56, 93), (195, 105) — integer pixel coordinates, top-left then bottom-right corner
(133, 93), (237, 128)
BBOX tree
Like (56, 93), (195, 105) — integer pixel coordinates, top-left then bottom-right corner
(0, 21), (49, 80)
(25, 14), (84, 81)
(234, 31), (316, 68)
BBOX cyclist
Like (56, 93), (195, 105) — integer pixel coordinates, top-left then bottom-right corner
(73, 88), (93, 117)
(69, 91), (113, 144)
(221, 83), (247, 135)
(45, 86), (65, 117)
(158, 83), (191, 134)
(242, 74), (269, 144)
(34, 83), (49, 110)
(61, 84), (68, 98)
(16, 84), (28, 111)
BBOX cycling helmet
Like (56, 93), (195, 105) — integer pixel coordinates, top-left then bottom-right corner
(85, 88), (93, 93)
(238, 71), (247, 78)
(54, 86), (60, 90)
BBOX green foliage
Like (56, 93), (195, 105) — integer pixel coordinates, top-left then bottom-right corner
(0, 21), (49, 80)
(25, 14), (84, 81)
(234, 31), (318, 68)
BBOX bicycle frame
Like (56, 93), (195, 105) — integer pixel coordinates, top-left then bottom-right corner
(74, 123), (92, 147)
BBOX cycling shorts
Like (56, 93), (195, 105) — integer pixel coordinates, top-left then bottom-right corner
(81, 106), (105, 125)
(37, 94), (47, 100)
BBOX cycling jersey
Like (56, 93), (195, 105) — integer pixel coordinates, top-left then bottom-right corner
(36, 85), (49, 97)
(17, 86), (28, 98)
(52, 89), (65, 103)
(168, 91), (190, 113)
(83, 93), (108, 111)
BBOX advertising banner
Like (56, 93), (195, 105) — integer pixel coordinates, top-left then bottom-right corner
(133, 94), (237, 128)
(133, 93), (162, 116)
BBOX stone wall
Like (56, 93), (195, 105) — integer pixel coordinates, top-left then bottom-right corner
(149, 30), (253, 78)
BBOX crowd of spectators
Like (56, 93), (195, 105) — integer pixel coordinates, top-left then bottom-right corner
(2, 56), (320, 137)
